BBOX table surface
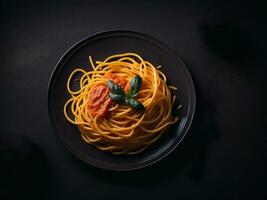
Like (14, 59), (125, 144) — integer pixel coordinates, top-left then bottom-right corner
(0, 0), (266, 200)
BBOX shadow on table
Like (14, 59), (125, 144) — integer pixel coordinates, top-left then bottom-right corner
(201, 22), (262, 67)
(0, 133), (51, 200)
(78, 73), (220, 186)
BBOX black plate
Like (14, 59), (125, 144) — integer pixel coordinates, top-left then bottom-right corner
(48, 31), (196, 171)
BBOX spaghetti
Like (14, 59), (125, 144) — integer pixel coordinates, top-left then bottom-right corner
(64, 53), (179, 155)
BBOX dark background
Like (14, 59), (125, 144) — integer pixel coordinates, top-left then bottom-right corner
(0, 0), (266, 199)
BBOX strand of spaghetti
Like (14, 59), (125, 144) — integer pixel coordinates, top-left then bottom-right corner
(89, 56), (95, 70)
(168, 85), (177, 91)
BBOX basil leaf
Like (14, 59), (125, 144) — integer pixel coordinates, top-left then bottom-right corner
(109, 92), (125, 102)
(128, 98), (145, 111)
(107, 80), (125, 96)
(125, 95), (131, 105)
(107, 78), (145, 111)
(129, 75), (142, 97)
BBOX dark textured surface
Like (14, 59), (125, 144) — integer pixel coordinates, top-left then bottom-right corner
(0, 0), (266, 200)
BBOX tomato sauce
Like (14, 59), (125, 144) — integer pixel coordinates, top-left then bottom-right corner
(87, 73), (130, 117)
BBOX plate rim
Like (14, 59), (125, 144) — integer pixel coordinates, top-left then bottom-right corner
(47, 30), (196, 171)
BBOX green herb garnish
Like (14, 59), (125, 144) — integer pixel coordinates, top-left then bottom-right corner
(129, 75), (142, 97)
(107, 80), (125, 102)
(107, 75), (145, 111)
